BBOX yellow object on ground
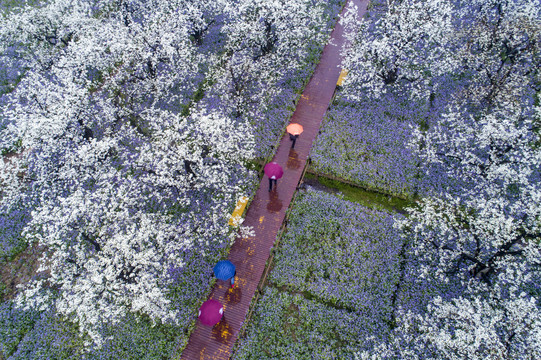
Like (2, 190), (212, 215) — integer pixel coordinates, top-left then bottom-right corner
(229, 196), (249, 227)
(337, 69), (348, 86)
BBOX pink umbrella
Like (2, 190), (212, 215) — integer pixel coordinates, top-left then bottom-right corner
(264, 162), (284, 180)
(198, 299), (224, 326)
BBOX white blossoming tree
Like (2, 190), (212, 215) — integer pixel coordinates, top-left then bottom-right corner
(406, 103), (541, 284)
(359, 290), (541, 360)
(356, 96), (541, 360)
(343, 0), (541, 358)
(340, 0), (455, 101)
(341, 0), (541, 105)
(1, 0), (255, 345)
(181, 0), (228, 45)
(452, 0), (541, 106)
(353, 100), (541, 360)
(210, 0), (330, 119)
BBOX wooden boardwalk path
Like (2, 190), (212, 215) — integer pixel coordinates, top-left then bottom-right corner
(180, 1), (368, 359)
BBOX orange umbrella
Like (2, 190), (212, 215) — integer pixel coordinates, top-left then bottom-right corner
(286, 123), (303, 136)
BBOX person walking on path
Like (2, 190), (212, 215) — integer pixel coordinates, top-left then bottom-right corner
(268, 177), (277, 192)
(286, 123), (303, 149)
(289, 133), (299, 149)
(214, 260), (236, 288)
(264, 162), (284, 192)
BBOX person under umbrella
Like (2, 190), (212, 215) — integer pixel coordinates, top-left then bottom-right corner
(264, 162), (284, 192)
(214, 260), (236, 288)
(286, 123), (303, 149)
(198, 299), (224, 326)
(289, 133), (299, 148)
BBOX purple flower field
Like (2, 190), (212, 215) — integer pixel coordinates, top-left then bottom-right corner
(233, 189), (404, 358)
(310, 95), (421, 198)
(309, 91), (453, 199)
(269, 189), (403, 315)
(232, 287), (390, 360)
(233, 188), (468, 358)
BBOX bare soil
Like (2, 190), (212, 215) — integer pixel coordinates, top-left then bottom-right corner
(0, 243), (43, 301)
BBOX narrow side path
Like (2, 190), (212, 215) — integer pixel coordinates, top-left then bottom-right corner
(180, 1), (368, 358)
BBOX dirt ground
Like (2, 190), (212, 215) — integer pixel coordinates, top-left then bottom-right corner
(0, 243), (43, 301)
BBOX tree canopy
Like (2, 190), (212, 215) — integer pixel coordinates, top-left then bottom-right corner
(343, 0), (541, 357)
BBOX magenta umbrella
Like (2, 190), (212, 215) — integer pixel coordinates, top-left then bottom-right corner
(198, 299), (224, 326)
(264, 162), (284, 180)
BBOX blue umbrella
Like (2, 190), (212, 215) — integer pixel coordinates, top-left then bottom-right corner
(213, 260), (236, 287)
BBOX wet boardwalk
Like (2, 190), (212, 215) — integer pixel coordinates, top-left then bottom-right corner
(179, 1), (368, 359)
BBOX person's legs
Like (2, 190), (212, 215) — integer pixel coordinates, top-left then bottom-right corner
(268, 177), (273, 191)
